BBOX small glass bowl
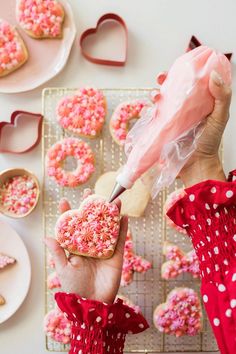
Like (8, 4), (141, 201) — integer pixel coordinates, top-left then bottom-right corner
(0, 168), (40, 218)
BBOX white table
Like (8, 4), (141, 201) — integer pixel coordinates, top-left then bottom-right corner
(1, 0), (236, 353)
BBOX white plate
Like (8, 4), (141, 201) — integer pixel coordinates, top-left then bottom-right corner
(0, 0), (76, 93)
(0, 219), (31, 324)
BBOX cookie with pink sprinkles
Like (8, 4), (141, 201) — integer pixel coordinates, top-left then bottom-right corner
(164, 188), (187, 234)
(0, 19), (28, 77)
(55, 194), (120, 259)
(153, 288), (202, 337)
(46, 137), (95, 188)
(110, 99), (150, 146)
(56, 88), (107, 138)
(44, 308), (71, 344)
(16, 0), (65, 39)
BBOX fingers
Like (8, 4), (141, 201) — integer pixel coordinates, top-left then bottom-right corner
(208, 70), (232, 126)
(114, 215), (128, 256)
(44, 237), (67, 271)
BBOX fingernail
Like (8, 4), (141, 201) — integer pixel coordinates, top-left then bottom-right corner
(211, 70), (224, 86)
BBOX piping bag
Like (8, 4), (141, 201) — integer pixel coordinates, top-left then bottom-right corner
(109, 46), (232, 202)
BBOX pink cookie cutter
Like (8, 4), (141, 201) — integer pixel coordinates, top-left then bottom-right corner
(0, 111), (43, 154)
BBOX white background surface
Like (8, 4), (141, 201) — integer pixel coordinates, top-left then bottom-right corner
(1, 0), (236, 353)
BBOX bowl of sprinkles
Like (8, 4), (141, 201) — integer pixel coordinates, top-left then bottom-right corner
(0, 168), (40, 218)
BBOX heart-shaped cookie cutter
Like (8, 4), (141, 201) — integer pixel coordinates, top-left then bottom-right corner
(80, 13), (128, 66)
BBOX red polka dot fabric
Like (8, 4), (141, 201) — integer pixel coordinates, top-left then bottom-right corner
(167, 171), (236, 354)
(55, 292), (149, 354)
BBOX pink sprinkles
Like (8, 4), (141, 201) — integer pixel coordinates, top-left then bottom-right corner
(0, 20), (26, 76)
(0, 175), (38, 216)
(110, 100), (149, 145)
(55, 197), (120, 258)
(57, 88), (106, 137)
(17, 0), (64, 38)
(0, 253), (16, 269)
(121, 230), (151, 286)
(46, 137), (95, 187)
(44, 308), (71, 344)
(162, 243), (200, 279)
(154, 288), (202, 337)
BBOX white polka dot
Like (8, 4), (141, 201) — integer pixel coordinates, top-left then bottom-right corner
(201, 255), (205, 261)
(81, 323), (86, 329)
(214, 247), (219, 254)
(96, 316), (102, 322)
(125, 313), (131, 318)
(233, 234), (236, 242)
(215, 264), (219, 271)
(216, 230), (219, 236)
(230, 299), (236, 308)
(224, 259), (229, 266)
(198, 224), (202, 230)
(218, 284), (226, 292)
(63, 312), (68, 317)
(226, 309), (232, 317)
(108, 313), (113, 319)
(89, 308), (95, 312)
(207, 218), (211, 225)
(203, 295), (208, 303)
(90, 325), (93, 331)
(77, 335), (81, 340)
(206, 236), (211, 242)
(224, 207), (228, 214)
(211, 187), (217, 193)
(79, 350), (83, 354)
(232, 273), (236, 282)
(190, 215), (196, 220)
(225, 241), (228, 247)
(226, 190), (233, 198)
(208, 251), (212, 258)
(205, 203), (210, 210)
(213, 318), (220, 326)
(139, 323), (144, 328)
(224, 225), (228, 232)
(206, 267), (211, 274)
(189, 194), (195, 201)
(213, 204), (218, 209)
(215, 212), (220, 218)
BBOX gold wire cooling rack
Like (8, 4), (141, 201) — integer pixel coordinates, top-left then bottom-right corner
(42, 88), (219, 353)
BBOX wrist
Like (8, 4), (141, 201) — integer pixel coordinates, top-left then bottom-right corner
(180, 156), (226, 187)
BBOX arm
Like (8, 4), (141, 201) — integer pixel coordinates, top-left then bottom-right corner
(45, 200), (148, 354)
(168, 71), (236, 354)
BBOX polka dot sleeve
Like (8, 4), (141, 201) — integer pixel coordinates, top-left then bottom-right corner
(55, 292), (149, 354)
(167, 171), (236, 354)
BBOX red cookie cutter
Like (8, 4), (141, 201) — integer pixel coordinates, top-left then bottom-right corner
(187, 35), (233, 61)
(80, 13), (128, 66)
(0, 111), (43, 154)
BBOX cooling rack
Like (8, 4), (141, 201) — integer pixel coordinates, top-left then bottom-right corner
(42, 88), (218, 353)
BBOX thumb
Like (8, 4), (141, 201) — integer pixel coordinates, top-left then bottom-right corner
(44, 237), (67, 271)
(208, 70), (232, 126)
(114, 216), (128, 257)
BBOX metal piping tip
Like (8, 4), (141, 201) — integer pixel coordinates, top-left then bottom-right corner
(109, 183), (126, 203)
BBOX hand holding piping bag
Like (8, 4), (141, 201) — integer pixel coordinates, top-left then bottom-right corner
(110, 46), (232, 202)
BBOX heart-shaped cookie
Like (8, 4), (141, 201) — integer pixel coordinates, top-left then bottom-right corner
(153, 288), (202, 337)
(95, 170), (150, 217)
(56, 88), (106, 138)
(55, 195), (120, 259)
(0, 20), (28, 77)
(0, 111), (43, 154)
(16, 0), (65, 39)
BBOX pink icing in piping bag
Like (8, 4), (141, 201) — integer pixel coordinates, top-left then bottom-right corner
(109, 46), (232, 202)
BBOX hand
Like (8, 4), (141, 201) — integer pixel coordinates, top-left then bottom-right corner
(179, 70), (232, 186)
(45, 200), (128, 305)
